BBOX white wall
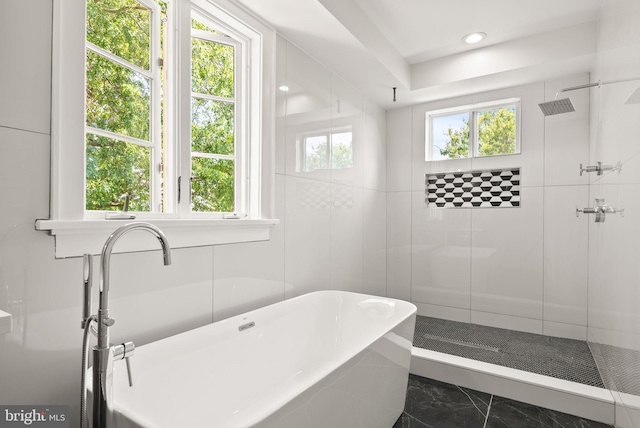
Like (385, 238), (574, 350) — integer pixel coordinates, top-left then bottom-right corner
(0, 3), (387, 426)
(587, 0), (640, 351)
(277, 37), (388, 300)
(587, 2), (640, 425)
(386, 75), (592, 339)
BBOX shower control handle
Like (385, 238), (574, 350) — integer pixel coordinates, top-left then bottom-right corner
(579, 161), (622, 176)
(579, 163), (599, 176)
(576, 198), (624, 222)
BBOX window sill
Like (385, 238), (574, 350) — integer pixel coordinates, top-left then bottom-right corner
(35, 218), (280, 258)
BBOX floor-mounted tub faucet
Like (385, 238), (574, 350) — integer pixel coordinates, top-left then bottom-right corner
(90, 222), (171, 428)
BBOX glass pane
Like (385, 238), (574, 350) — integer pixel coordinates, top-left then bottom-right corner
(86, 133), (151, 212)
(191, 98), (234, 155)
(191, 157), (234, 212)
(86, 50), (151, 141)
(331, 132), (353, 169)
(477, 106), (517, 157)
(86, 0), (151, 70)
(431, 113), (470, 160)
(191, 38), (234, 98)
(303, 135), (328, 172)
(192, 18), (219, 34)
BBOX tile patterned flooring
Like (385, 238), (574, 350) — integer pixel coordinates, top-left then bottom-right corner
(393, 374), (614, 428)
(412, 316), (604, 388)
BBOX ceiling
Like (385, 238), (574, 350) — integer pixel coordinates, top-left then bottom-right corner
(236, 0), (605, 108)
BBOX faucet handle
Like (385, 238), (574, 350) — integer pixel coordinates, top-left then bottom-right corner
(125, 355), (134, 387)
(123, 341), (135, 387)
(113, 341), (135, 387)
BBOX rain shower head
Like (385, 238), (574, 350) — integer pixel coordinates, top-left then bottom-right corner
(538, 98), (576, 116)
(539, 78), (640, 116)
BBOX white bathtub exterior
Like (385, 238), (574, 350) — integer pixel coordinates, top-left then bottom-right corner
(104, 291), (416, 428)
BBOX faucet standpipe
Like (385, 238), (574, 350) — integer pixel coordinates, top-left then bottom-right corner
(86, 222), (171, 428)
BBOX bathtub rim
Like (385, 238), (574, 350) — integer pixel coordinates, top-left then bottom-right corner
(93, 290), (417, 428)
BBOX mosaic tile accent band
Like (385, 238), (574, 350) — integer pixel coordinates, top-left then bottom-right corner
(426, 168), (520, 208)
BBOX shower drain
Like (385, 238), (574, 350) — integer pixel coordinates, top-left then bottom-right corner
(423, 333), (500, 353)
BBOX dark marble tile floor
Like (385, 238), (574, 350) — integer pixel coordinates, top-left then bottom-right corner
(393, 374), (614, 428)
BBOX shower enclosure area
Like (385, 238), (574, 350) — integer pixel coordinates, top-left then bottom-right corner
(587, 0), (640, 424)
(386, 1), (640, 426)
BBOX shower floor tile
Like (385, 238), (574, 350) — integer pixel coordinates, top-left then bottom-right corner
(412, 315), (605, 388)
(590, 342), (640, 396)
(394, 374), (614, 428)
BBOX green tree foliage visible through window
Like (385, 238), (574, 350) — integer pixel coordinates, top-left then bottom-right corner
(438, 107), (517, 159)
(190, 19), (236, 212)
(86, 134), (151, 211)
(439, 119), (470, 159)
(477, 108), (516, 157)
(85, 2), (238, 213)
(85, 0), (158, 212)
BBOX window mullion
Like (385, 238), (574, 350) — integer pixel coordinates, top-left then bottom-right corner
(86, 42), (154, 79)
(234, 34), (245, 216)
(151, 0), (163, 213)
(470, 109), (478, 158)
(177, 0), (193, 218)
(192, 152), (235, 161)
(86, 126), (156, 148)
(191, 92), (234, 103)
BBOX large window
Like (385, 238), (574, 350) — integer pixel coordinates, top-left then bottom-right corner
(426, 99), (520, 161)
(39, 0), (275, 256)
(84, 0), (247, 218)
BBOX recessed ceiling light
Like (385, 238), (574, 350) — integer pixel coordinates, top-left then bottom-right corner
(462, 32), (486, 44)
(278, 85), (290, 92)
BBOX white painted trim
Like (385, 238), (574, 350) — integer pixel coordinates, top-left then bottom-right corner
(35, 218), (279, 258)
(51, 0), (86, 220)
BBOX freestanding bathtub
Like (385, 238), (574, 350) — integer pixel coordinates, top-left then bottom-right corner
(100, 290), (417, 428)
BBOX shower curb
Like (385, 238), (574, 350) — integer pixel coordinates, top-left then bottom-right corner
(410, 347), (615, 425)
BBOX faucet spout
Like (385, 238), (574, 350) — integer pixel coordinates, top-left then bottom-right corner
(97, 222), (171, 348)
(92, 222), (171, 428)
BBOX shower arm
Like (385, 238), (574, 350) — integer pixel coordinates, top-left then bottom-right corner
(554, 81), (601, 100)
(555, 77), (640, 100)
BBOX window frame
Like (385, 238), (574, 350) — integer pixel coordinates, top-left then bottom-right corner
(425, 98), (521, 162)
(84, 0), (163, 217)
(187, 9), (245, 217)
(38, 0), (278, 258)
(298, 125), (354, 173)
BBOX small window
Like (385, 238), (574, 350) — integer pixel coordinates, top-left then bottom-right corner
(300, 128), (353, 172)
(426, 99), (520, 161)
